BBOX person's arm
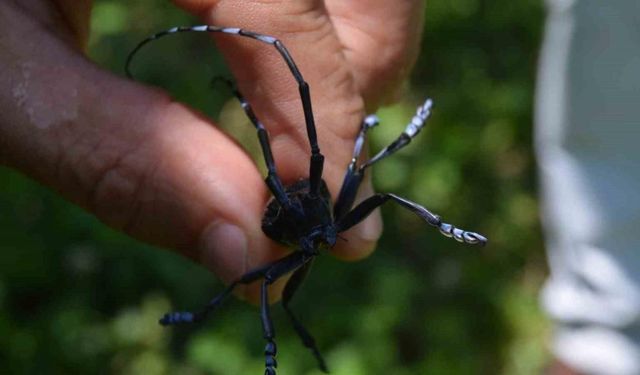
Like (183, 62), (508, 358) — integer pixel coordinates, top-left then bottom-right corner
(0, 0), (424, 301)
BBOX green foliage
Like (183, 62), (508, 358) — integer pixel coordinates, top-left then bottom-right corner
(0, 0), (549, 373)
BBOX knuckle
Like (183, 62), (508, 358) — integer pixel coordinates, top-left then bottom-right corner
(75, 138), (149, 232)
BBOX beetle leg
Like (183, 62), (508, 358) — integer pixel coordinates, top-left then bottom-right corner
(260, 252), (313, 375)
(334, 98), (432, 220)
(359, 98), (433, 171)
(158, 251), (305, 326)
(335, 193), (487, 246)
(334, 115), (379, 220)
(281, 259), (328, 373)
(211, 77), (303, 215)
(261, 280), (278, 375)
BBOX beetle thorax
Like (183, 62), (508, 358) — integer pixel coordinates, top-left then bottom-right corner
(261, 179), (335, 251)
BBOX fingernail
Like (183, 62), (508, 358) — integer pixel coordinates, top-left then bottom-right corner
(200, 221), (248, 283)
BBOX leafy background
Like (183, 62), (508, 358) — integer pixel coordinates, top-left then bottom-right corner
(0, 0), (548, 373)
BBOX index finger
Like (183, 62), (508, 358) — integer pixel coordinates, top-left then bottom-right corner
(172, 0), (383, 260)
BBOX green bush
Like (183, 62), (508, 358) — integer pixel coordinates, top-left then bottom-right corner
(0, 1), (548, 373)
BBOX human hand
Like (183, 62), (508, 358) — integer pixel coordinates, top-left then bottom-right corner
(0, 0), (424, 301)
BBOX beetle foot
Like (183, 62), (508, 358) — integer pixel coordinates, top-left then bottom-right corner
(265, 340), (278, 374)
(159, 311), (195, 325)
(438, 223), (488, 246)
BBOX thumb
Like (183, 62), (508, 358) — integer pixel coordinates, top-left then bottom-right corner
(0, 2), (284, 298)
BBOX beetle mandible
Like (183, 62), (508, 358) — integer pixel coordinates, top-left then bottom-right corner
(126, 25), (488, 375)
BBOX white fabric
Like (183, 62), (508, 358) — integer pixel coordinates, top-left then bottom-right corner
(535, 1), (640, 374)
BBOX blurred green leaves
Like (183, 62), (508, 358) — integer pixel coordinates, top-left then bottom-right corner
(0, 0), (549, 374)
(92, 2), (128, 36)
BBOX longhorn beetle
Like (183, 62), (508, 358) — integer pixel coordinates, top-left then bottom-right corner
(126, 25), (487, 375)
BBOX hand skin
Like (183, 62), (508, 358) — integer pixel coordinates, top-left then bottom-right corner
(0, 0), (424, 302)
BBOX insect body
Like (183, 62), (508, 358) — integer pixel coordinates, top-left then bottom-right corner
(126, 25), (487, 375)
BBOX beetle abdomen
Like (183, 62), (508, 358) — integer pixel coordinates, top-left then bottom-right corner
(261, 179), (332, 246)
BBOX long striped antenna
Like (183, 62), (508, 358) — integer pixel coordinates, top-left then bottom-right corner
(126, 26), (292, 79)
(125, 25), (325, 195)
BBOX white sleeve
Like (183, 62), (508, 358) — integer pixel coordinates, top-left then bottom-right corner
(536, 1), (640, 374)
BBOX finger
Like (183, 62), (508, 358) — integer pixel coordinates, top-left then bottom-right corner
(326, 0), (426, 109)
(50, 0), (93, 49)
(173, 0), (382, 260)
(0, 2), (284, 302)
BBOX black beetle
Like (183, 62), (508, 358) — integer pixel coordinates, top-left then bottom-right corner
(126, 25), (487, 375)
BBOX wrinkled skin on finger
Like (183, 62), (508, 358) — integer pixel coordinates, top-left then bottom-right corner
(0, 0), (424, 302)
